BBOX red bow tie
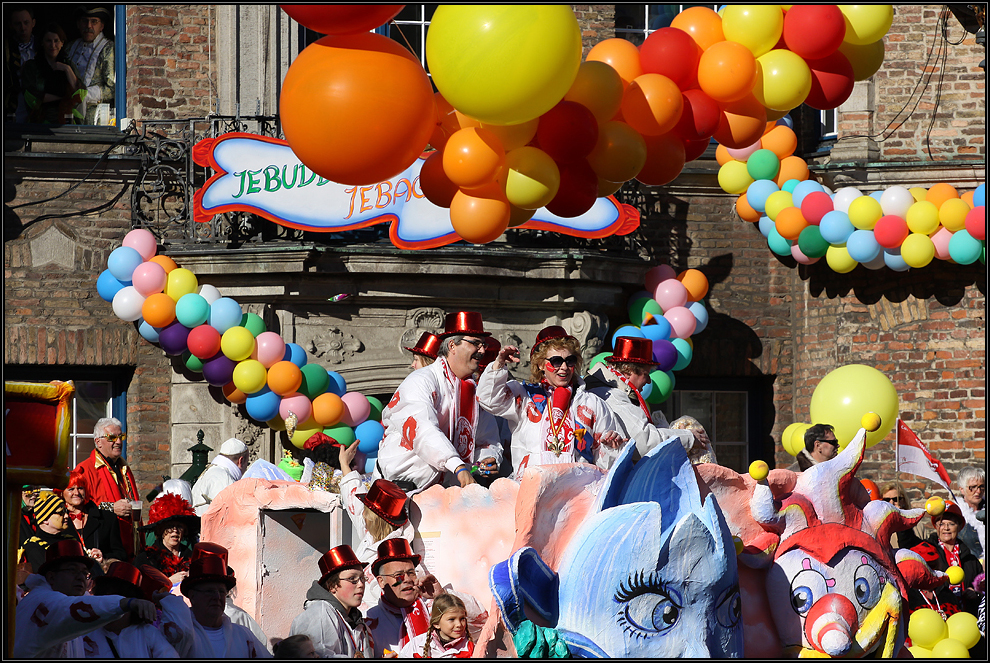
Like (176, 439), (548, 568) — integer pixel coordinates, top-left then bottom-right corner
(69, 512), (86, 522)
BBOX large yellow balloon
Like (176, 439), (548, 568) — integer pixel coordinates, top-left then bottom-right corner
(839, 5), (894, 46)
(809, 364), (898, 449)
(754, 50), (812, 112)
(232, 359), (268, 394)
(718, 161), (754, 195)
(931, 638), (971, 659)
(908, 609), (948, 650)
(426, 6), (582, 125)
(165, 268), (198, 302)
(722, 5), (783, 58)
(901, 233), (936, 268)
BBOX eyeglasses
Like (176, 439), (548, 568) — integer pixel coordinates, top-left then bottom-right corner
(966, 484), (985, 492)
(461, 338), (487, 350)
(100, 433), (127, 443)
(882, 497), (900, 504)
(379, 570), (417, 582)
(338, 575), (366, 585)
(545, 356), (578, 369)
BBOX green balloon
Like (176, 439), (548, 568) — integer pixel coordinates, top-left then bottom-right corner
(746, 149), (780, 181)
(183, 350), (204, 373)
(639, 299), (663, 325)
(323, 423), (356, 447)
(671, 338), (692, 372)
(366, 395), (385, 422)
(240, 312), (266, 337)
(646, 369), (674, 404)
(588, 351), (611, 372)
(299, 363), (330, 399)
(768, 229), (793, 257)
(797, 225), (830, 258)
(627, 295), (654, 326)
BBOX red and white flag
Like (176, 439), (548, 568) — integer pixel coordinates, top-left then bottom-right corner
(895, 418), (956, 499)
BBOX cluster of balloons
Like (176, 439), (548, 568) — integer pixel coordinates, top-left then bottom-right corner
(717, 117), (808, 195)
(740, 176), (986, 271)
(908, 608), (980, 658)
(98, 229), (386, 473)
(781, 364), (898, 456)
(589, 264), (709, 404)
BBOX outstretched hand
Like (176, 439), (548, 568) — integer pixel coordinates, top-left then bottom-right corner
(340, 440), (360, 474)
(494, 345), (521, 371)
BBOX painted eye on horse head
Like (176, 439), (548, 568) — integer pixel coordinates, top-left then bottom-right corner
(615, 573), (684, 638)
(789, 568), (829, 615)
(716, 585), (742, 628)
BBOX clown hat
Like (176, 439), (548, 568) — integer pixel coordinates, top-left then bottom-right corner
(439, 312), (490, 338)
(318, 545), (367, 585)
(530, 325), (576, 358)
(606, 337), (657, 365)
(404, 332), (442, 359)
(141, 492), (199, 537)
(371, 538), (421, 576)
(357, 480), (409, 527)
(37, 539), (96, 576)
(180, 555), (236, 597)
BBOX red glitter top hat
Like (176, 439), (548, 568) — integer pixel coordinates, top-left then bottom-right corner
(440, 312), (490, 338)
(371, 538), (422, 576)
(606, 337), (658, 365)
(318, 544), (367, 585)
(180, 555), (236, 597)
(138, 564), (173, 600)
(38, 539), (96, 576)
(404, 332), (442, 359)
(530, 325), (577, 358)
(93, 561), (143, 597)
(356, 479), (409, 528)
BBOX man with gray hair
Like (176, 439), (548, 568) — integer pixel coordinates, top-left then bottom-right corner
(956, 465), (985, 558)
(190, 438), (250, 516)
(74, 417), (142, 556)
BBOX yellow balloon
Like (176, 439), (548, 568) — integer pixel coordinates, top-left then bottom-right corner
(838, 40), (885, 82)
(907, 645), (934, 658)
(849, 196), (883, 230)
(907, 201), (940, 234)
(826, 244), (858, 273)
(861, 412), (882, 432)
(946, 566), (965, 585)
(939, 198), (971, 232)
(810, 364), (898, 448)
(165, 268), (198, 302)
(232, 359), (267, 394)
(722, 5), (783, 58)
(504, 147), (560, 210)
(221, 326), (256, 362)
(754, 50), (812, 112)
(908, 608), (948, 650)
(267, 415), (286, 432)
(946, 611), (981, 650)
(901, 233), (936, 268)
(840, 5), (894, 46)
(587, 121), (648, 184)
(925, 496), (946, 516)
(931, 638), (971, 659)
(910, 186), (928, 202)
(781, 422), (804, 456)
(749, 460), (769, 482)
(564, 61), (625, 124)
(426, 6), (582, 125)
(765, 190), (794, 221)
(290, 423), (321, 449)
(718, 161), (755, 195)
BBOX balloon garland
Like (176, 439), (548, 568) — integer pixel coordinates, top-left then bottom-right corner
(100, 229), (386, 473)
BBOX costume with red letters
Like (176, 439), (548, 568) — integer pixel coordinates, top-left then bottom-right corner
(396, 631), (475, 658)
(75, 448), (140, 556)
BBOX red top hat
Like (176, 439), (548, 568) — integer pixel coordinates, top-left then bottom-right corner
(357, 480), (409, 527)
(93, 561), (143, 594)
(440, 312), (490, 338)
(530, 325), (577, 358)
(304, 431), (339, 450)
(404, 332), (442, 359)
(478, 337), (502, 370)
(318, 545), (367, 585)
(38, 539), (96, 576)
(372, 538), (422, 576)
(191, 541), (228, 566)
(606, 337), (657, 365)
(138, 564), (173, 600)
(180, 555), (236, 597)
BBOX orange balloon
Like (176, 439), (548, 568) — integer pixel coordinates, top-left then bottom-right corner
(775, 206), (808, 240)
(429, 93), (461, 151)
(142, 293), (176, 328)
(925, 183), (959, 210)
(761, 125), (797, 159)
(481, 118), (539, 153)
(774, 155), (810, 187)
(961, 190), (975, 208)
(268, 360), (303, 397)
(715, 143), (733, 166)
(564, 60), (625, 124)
(622, 74), (684, 137)
(279, 33), (434, 185)
(222, 382), (248, 405)
(454, 110), (482, 130)
(443, 127), (506, 189)
(450, 183), (511, 244)
(312, 392), (345, 426)
(419, 151), (459, 208)
(671, 6), (725, 51)
(588, 121), (648, 183)
(698, 41), (757, 103)
(636, 133), (686, 186)
(860, 478), (881, 501)
(737, 192), (760, 222)
(149, 255), (178, 274)
(677, 269), (710, 301)
(713, 95), (767, 149)
(586, 38), (643, 85)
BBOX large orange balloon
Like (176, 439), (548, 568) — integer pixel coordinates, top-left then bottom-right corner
(419, 151), (459, 208)
(621, 74), (684, 137)
(698, 41), (757, 103)
(442, 127), (506, 189)
(677, 269), (710, 301)
(715, 143), (733, 166)
(775, 206), (808, 240)
(586, 38), (643, 85)
(636, 133), (686, 187)
(564, 61), (625, 123)
(450, 184), (511, 244)
(761, 125), (797, 159)
(736, 193), (760, 222)
(312, 392), (345, 427)
(925, 183), (959, 209)
(670, 6), (725, 51)
(149, 255), (178, 274)
(774, 155), (810, 187)
(142, 293), (176, 328)
(713, 95), (767, 149)
(280, 33), (434, 185)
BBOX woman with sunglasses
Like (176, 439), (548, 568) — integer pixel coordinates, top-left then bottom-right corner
(879, 482), (924, 549)
(477, 325), (625, 478)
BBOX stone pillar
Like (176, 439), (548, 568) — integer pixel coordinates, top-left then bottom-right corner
(831, 79), (880, 163)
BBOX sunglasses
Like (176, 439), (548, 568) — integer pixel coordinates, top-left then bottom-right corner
(461, 338), (487, 350)
(545, 356), (578, 369)
(817, 438), (839, 447)
(100, 433), (127, 443)
(882, 497), (900, 504)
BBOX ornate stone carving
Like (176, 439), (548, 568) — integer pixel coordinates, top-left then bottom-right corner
(562, 310), (609, 360)
(405, 307), (446, 330)
(309, 328), (363, 365)
(231, 403), (266, 461)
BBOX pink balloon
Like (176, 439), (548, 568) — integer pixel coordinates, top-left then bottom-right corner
(340, 392), (371, 427)
(279, 393), (313, 424)
(663, 306), (697, 339)
(644, 264), (677, 293)
(131, 261), (168, 296)
(252, 331), (287, 368)
(122, 229), (158, 261)
(790, 244), (820, 265)
(654, 279), (689, 313)
(931, 227), (953, 261)
(726, 139), (762, 162)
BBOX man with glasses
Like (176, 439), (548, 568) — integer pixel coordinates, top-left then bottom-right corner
(75, 416), (142, 557)
(955, 466), (985, 558)
(791, 423), (839, 471)
(290, 545), (374, 657)
(365, 539), (437, 658)
(377, 311), (503, 493)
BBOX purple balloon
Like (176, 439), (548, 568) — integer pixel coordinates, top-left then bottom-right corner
(202, 352), (236, 386)
(158, 321), (191, 356)
(653, 339), (678, 372)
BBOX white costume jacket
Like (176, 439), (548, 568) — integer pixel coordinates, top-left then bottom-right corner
(396, 630), (475, 658)
(476, 365), (621, 477)
(377, 358), (502, 491)
(289, 581), (374, 658)
(78, 623), (179, 658)
(156, 593), (270, 658)
(190, 455), (241, 516)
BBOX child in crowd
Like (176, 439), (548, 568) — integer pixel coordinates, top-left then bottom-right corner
(395, 593), (474, 658)
(273, 633), (318, 658)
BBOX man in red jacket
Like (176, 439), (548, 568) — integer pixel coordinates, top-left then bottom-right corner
(74, 417), (141, 557)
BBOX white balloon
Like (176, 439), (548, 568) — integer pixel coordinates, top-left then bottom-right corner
(832, 187), (864, 214)
(862, 254), (887, 270)
(879, 186), (914, 218)
(822, 185), (834, 195)
(112, 286), (146, 322)
(197, 284), (222, 305)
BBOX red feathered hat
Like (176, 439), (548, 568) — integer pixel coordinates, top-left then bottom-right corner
(141, 492), (199, 537)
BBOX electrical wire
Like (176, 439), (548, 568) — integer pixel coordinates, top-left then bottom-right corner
(923, 9), (951, 159)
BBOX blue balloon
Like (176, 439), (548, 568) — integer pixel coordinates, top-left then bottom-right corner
(97, 269), (130, 302)
(640, 381), (653, 400)
(781, 179), (801, 194)
(819, 210), (855, 245)
(688, 301), (708, 334)
(364, 457), (378, 474)
(757, 215), (774, 238)
(846, 229), (881, 263)
(775, 114), (794, 129)
(355, 420), (385, 454)
(640, 317), (672, 343)
(325, 371), (347, 396)
(208, 297), (243, 333)
(767, 228), (793, 257)
(883, 248), (910, 272)
(791, 180), (824, 208)
(870, 190), (885, 202)
(283, 343), (308, 367)
(747, 180), (780, 214)
(138, 320), (161, 343)
(975, 183), (985, 207)
(245, 386), (281, 422)
(107, 246), (144, 282)
(611, 325), (644, 349)
(672, 338), (693, 372)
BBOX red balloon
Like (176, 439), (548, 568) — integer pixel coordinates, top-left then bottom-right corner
(782, 5), (845, 60)
(546, 160), (598, 218)
(673, 89), (721, 142)
(804, 51), (855, 111)
(537, 101), (599, 163)
(800, 191), (834, 225)
(419, 151), (459, 208)
(280, 5), (405, 35)
(874, 215), (910, 249)
(639, 27), (702, 91)
(187, 324), (222, 360)
(683, 137), (710, 163)
(636, 133), (686, 187)
(965, 205), (985, 240)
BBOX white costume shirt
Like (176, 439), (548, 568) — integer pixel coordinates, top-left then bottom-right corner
(227, 597), (271, 652)
(289, 587), (374, 658)
(396, 630), (474, 658)
(190, 455), (241, 516)
(476, 365), (621, 478)
(78, 623), (179, 658)
(13, 574), (128, 658)
(377, 358), (502, 491)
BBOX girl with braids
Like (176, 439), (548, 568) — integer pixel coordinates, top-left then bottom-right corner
(394, 593), (474, 658)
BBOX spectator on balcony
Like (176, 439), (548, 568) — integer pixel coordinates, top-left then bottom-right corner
(65, 5), (114, 124)
(5, 5), (37, 120)
(19, 22), (83, 124)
